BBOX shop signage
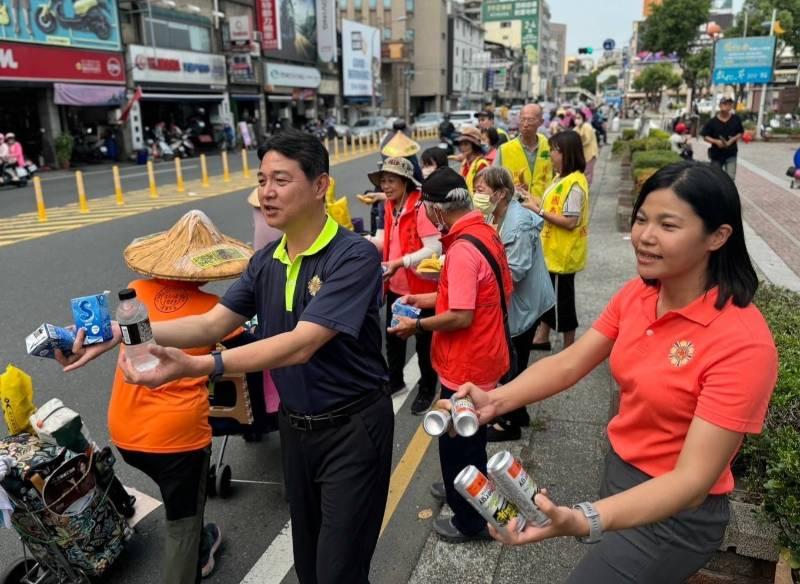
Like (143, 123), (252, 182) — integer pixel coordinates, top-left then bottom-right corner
(316, 0), (336, 63)
(713, 36), (776, 84)
(229, 54), (257, 84)
(228, 15), (252, 43)
(256, 0), (279, 51)
(0, 0), (121, 51)
(264, 62), (320, 88)
(0, 42), (125, 84)
(342, 19), (380, 98)
(129, 45), (226, 86)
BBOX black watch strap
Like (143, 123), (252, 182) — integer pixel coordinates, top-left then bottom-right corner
(209, 350), (224, 383)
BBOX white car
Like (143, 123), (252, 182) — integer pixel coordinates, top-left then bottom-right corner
(449, 110), (479, 131)
(349, 117), (387, 139)
(412, 112), (444, 132)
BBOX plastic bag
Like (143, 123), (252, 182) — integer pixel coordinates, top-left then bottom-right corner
(326, 177), (337, 206)
(327, 196), (354, 231)
(0, 365), (36, 436)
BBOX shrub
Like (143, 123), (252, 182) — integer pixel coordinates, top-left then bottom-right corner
(622, 129), (637, 141)
(54, 134), (74, 168)
(769, 127), (800, 136)
(649, 128), (670, 140)
(743, 284), (800, 566)
(631, 150), (681, 171)
(633, 168), (658, 191)
(612, 140), (629, 156)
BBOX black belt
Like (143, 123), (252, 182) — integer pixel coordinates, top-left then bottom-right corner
(282, 385), (390, 432)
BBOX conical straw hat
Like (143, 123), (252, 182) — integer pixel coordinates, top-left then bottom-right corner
(124, 210), (253, 281)
(247, 187), (260, 208)
(381, 131), (420, 158)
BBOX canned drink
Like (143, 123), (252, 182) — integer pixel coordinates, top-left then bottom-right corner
(454, 465), (525, 536)
(487, 450), (551, 527)
(423, 408), (451, 437)
(450, 395), (479, 437)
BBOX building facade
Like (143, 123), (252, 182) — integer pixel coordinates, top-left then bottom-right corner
(448, 4), (485, 111)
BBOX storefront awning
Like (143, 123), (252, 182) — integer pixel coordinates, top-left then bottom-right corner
(231, 94), (261, 101)
(54, 84), (127, 107)
(140, 92), (226, 102)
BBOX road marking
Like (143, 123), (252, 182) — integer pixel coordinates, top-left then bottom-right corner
(738, 157), (800, 202)
(742, 219), (800, 292)
(124, 486), (163, 528)
(238, 355), (423, 584)
(380, 424), (432, 536)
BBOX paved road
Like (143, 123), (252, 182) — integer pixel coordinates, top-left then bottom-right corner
(0, 144), (444, 583)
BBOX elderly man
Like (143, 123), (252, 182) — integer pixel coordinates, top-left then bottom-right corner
(493, 103), (553, 200)
(389, 167), (513, 542)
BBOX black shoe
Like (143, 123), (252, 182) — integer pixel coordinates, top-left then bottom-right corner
(389, 383), (406, 395)
(487, 421), (522, 443)
(430, 482), (446, 503)
(200, 523), (222, 578)
(433, 517), (491, 542)
(530, 341), (552, 351)
(410, 387), (435, 415)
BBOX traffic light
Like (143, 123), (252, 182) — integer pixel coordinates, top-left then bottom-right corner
(578, 47), (594, 55)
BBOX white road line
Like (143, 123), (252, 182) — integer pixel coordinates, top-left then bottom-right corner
(39, 163), (200, 183)
(743, 219), (800, 292)
(124, 486), (163, 528)
(238, 355), (421, 584)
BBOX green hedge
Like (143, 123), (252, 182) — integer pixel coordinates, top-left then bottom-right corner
(769, 127), (800, 136)
(648, 128), (671, 140)
(744, 284), (800, 566)
(622, 128), (637, 141)
(631, 150), (681, 170)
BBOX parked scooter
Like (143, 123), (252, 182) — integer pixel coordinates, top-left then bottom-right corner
(0, 163), (28, 187)
(169, 131), (195, 158)
(35, 0), (112, 39)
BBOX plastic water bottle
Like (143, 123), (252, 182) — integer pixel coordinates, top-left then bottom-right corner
(116, 288), (159, 372)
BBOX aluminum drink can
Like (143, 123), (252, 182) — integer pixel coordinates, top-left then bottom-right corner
(454, 465), (525, 536)
(487, 450), (551, 527)
(450, 395), (479, 437)
(423, 408), (451, 437)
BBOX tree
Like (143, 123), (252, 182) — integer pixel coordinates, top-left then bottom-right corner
(577, 64), (612, 96)
(728, 0), (800, 58)
(681, 47), (712, 102)
(633, 63), (683, 106)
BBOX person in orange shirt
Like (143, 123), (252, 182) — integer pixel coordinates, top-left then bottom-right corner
(109, 211), (253, 584)
(449, 162), (778, 583)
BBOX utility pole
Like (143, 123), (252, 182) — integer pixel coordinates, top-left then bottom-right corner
(755, 8), (777, 141)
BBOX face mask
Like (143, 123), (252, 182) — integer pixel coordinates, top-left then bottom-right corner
(422, 166), (435, 179)
(473, 192), (497, 219)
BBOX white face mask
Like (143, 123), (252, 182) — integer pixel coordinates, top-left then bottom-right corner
(422, 165), (436, 179)
(473, 192), (498, 220)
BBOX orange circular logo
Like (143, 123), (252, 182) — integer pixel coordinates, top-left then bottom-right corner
(154, 287), (190, 313)
(669, 340), (695, 368)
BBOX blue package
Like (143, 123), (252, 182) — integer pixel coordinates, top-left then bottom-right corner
(26, 323), (76, 359)
(391, 299), (421, 328)
(71, 292), (113, 345)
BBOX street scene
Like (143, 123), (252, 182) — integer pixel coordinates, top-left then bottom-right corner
(1, 0), (800, 583)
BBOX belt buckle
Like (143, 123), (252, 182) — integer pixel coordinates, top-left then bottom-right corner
(303, 415), (314, 431)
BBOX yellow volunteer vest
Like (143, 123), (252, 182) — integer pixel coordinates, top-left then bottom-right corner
(463, 156), (489, 193)
(540, 171), (589, 274)
(498, 134), (554, 199)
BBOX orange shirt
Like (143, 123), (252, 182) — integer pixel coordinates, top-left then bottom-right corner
(593, 278), (777, 494)
(108, 279), (217, 453)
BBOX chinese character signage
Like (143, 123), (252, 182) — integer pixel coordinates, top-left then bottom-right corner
(482, 0), (538, 22)
(342, 19), (380, 97)
(256, 0), (279, 51)
(713, 36), (775, 84)
(0, 0), (121, 51)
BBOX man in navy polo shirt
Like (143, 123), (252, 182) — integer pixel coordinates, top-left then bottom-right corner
(64, 131), (392, 584)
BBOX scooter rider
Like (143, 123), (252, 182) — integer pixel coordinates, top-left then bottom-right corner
(0, 134), (20, 183)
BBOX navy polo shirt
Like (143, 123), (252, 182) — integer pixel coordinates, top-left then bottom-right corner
(220, 216), (388, 414)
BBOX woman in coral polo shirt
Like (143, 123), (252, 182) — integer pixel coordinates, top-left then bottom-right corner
(452, 162), (778, 583)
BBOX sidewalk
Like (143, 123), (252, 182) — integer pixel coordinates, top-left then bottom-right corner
(407, 141), (637, 583)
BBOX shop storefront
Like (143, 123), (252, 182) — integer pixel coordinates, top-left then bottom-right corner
(0, 42), (126, 164)
(263, 62), (320, 130)
(225, 15), (264, 148)
(126, 44), (229, 152)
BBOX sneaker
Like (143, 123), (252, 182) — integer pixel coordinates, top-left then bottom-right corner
(410, 387), (435, 415)
(433, 516), (492, 543)
(430, 482), (446, 503)
(200, 523), (222, 579)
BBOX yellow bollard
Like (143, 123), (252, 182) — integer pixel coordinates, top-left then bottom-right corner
(146, 160), (158, 198)
(359, 135), (365, 153)
(112, 165), (124, 205)
(33, 176), (47, 222)
(175, 157), (185, 192)
(334, 137), (340, 159)
(324, 137), (330, 155)
(200, 154), (210, 187)
(241, 148), (250, 178)
(76, 171), (89, 213)
(222, 151), (231, 182)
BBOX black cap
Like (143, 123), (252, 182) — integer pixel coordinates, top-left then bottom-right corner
(475, 110), (494, 119)
(720, 96), (735, 104)
(421, 167), (469, 203)
(118, 288), (137, 301)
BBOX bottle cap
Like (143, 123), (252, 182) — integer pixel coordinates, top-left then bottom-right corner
(118, 288), (137, 301)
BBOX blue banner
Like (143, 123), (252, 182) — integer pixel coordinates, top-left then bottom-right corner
(713, 36), (775, 84)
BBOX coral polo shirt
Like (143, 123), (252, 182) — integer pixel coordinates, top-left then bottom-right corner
(593, 278), (777, 494)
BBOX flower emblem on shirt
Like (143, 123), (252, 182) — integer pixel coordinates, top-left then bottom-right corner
(669, 340), (695, 367)
(307, 275), (323, 297)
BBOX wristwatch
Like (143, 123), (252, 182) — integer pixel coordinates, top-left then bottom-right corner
(572, 502), (603, 544)
(209, 350), (225, 384)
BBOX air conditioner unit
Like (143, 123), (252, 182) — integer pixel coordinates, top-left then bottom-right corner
(253, 31), (263, 43)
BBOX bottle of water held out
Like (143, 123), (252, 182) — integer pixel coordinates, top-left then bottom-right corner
(116, 289), (159, 372)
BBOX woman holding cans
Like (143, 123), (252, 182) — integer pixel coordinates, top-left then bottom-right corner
(448, 162), (778, 583)
(472, 166), (555, 442)
(368, 157), (442, 414)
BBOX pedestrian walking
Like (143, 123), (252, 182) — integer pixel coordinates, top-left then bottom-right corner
(701, 97), (744, 180)
(472, 166), (555, 442)
(58, 130), (393, 584)
(389, 167), (513, 542)
(449, 162), (777, 584)
(523, 130), (589, 351)
(493, 103), (554, 200)
(455, 126), (489, 193)
(368, 156), (441, 413)
(575, 111), (599, 185)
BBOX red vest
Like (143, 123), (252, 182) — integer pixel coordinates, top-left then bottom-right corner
(432, 212), (512, 387)
(383, 190), (438, 294)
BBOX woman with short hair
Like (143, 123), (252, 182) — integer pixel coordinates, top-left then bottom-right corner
(454, 126), (489, 192)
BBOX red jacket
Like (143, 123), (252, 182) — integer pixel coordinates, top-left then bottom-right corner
(432, 211), (512, 387)
(383, 190), (438, 295)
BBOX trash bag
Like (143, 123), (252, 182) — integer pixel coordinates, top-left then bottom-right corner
(327, 196), (354, 231)
(0, 365), (36, 436)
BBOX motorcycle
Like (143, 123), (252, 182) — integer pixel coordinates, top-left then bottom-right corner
(169, 132), (195, 158)
(35, 0), (112, 39)
(0, 163), (28, 187)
